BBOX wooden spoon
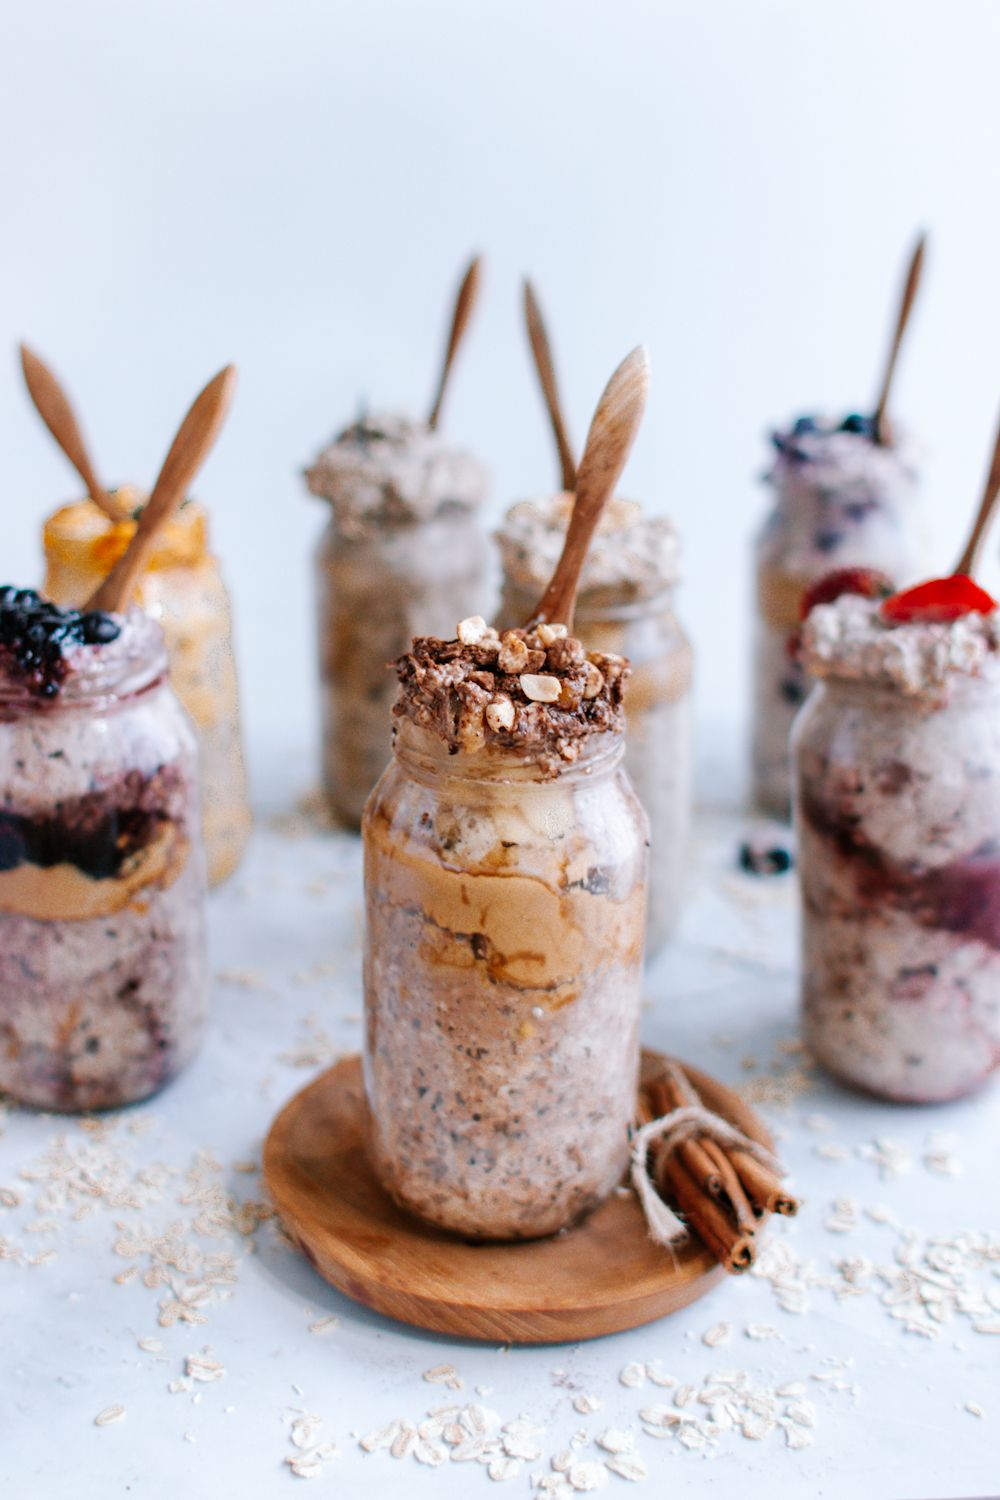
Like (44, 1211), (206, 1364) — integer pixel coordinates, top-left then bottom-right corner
(19, 344), (125, 522)
(872, 232), (927, 445)
(523, 279), (576, 492)
(528, 345), (650, 631)
(427, 254), (483, 431)
(87, 365), (237, 612)
(955, 407), (1000, 577)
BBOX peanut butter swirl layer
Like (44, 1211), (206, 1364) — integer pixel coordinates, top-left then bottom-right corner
(393, 617), (630, 774)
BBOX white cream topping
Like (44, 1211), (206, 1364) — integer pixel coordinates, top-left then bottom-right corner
(496, 493), (680, 601)
(305, 408), (489, 538)
(802, 593), (1000, 695)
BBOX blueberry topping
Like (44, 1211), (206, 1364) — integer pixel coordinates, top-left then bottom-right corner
(740, 838), (795, 876)
(79, 611), (121, 645)
(0, 587), (122, 697)
(780, 677), (806, 706)
(840, 412), (876, 438)
(814, 528), (843, 553)
(792, 415), (819, 435)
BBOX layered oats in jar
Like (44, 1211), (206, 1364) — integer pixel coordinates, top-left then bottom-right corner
(753, 414), (923, 817)
(307, 412), (492, 827)
(497, 494), (692, 952)
(0, 590), (208, 1111)
(43, 490), (250, 886)
(362, 618), (649, 1239)
(794, 581), (1000, 1101)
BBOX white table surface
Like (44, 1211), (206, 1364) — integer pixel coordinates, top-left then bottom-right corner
(4, 745), (999, 1499)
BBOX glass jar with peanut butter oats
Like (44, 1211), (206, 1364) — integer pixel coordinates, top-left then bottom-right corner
(362, 619), (649, 1240)
(43, 490), (251, 887)
(497, 494), (692, 953)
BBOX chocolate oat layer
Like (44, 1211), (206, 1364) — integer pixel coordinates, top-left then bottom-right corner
(393, 618), (629, 771)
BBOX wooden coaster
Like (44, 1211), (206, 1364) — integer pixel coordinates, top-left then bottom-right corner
(263, 1049), (772, 1344)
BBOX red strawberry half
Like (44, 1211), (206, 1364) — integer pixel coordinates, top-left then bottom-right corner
(799, 567), (894, 622)
(880, 575), (998, 625)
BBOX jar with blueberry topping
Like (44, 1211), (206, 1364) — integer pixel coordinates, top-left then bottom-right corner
(497, 493), (692, 952)
(0, 589), (208, 1111)
(752, 413), (923, 817)
(43, 490), (251, 886)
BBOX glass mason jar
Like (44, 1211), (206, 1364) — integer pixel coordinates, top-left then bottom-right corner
(362, 719), (649, 1240)
(43, 493), (251, 887)
(752, 422), (922, 817)
(316, 513), (493, 827)
(794, 668), (1000, 1103)
(0, 607), (208, 1111)
(501, 577), (691, 954)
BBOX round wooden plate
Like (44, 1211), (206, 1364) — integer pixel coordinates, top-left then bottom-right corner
(263, 1049), (771, 1344)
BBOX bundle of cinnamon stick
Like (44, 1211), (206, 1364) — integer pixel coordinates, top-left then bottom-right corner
(637, 1063), (799, 1274)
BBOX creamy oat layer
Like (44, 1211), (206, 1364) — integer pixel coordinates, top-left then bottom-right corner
(497, 494), (679, 607)
(306, 409), (489, 539)
(0, 597), (207, 1110)
(802, 594), (1000, 696)
(393, 619), (629, 774)
(796, 594), (1000, 1099)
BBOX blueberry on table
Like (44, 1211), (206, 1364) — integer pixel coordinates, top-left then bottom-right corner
(739, 837), (794, 876)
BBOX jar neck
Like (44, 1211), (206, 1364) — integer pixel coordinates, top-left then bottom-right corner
(392, 718), (625, 788)
(0, 623), (168, 718)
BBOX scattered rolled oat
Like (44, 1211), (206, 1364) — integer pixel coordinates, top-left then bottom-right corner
(702, 1322), (732, 1348)
(605, 1454), (648, 1482)
(572, 1393), (602, 1415)
(568, 1460), (609, 1491)
(308, 1315), (340, 1335)
(965, 1401), (984, 1418)
(94, 1405), (125, 1427)
(596, 1429), (634, 1455)
(618, 1363), (646, 1389)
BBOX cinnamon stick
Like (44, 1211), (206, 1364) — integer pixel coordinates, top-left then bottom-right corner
(730, 1147), (799, 1218)
(701, 1138), (759, 1235)
(657, 1153), (756, 1273)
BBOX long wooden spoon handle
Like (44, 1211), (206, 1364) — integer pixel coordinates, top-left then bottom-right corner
(528, 345), (650, 631)
(873, 232), (927, 444)
(19, 344), (122, 521)
(524, 279), (577, 492)
(427, 254), (483, 431)
(955, 406), (1000, 577)
(86, 365), (237, 612)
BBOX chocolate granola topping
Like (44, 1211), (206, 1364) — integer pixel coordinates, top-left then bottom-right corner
(393, 618), (629, 773)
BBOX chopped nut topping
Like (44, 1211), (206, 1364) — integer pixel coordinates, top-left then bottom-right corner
(456, 615), (493, 646)
(485, 696), (516, 732)
(497, 632), (530, 673)
(520, 674), (561, 703)
(393, 623), (629, 772)
(583, 662), (605, 698)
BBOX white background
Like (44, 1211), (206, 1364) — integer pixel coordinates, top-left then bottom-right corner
(4, 0), (1000, 788)
(3, 6), (1000, 1498)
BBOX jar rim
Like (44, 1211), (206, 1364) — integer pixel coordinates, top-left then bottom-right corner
(391, 718), (625, 786)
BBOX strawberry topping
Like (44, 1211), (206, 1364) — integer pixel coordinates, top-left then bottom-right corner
(880, 575), (998, 625)
(800, 567), (894, 622)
